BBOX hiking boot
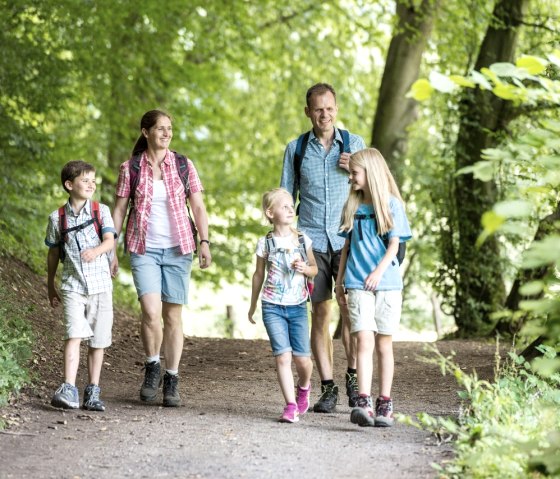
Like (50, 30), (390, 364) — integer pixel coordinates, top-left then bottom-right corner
(312, 383), (338, 413)
(140, 361), (162, 402)
(83, 384), (105, 412)
(374, 396), (394, 427)
(51, 382), (79, 409)
(346, 371), (359, 407)
(279, 403), (299, 423)
(162, 372), (181, 407)
(350, 394), (375, 427)
(296, 384), (311, 415)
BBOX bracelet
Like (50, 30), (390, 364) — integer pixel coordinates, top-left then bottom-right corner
(199, 239), (210, 246)
(334, 284), (344, 290)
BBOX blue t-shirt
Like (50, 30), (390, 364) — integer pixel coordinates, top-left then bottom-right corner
(339, 198), (412, 291)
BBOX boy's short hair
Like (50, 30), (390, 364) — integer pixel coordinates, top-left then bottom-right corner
(61, 160), (96, 193)
(306, 83), (337, 107)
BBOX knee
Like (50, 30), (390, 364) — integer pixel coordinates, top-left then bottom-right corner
(276, 352), (292, 368)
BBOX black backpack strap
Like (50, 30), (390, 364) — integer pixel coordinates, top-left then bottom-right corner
(293, 131), (310, 212)
(297, 232), (308, 263)
(173, 151), (191, 197)
(336, 128), (351, 154)
(129, 153), (142, 202)
(265, 230), (276, 256)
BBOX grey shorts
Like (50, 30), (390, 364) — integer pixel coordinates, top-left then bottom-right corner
(347, 289), (402, 335)
(61, 290), (113, 348)
(311, 246), (342, 303)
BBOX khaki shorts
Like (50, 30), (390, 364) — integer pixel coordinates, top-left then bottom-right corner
(61, 290), (113, 348)
(347, 289), (402, 335)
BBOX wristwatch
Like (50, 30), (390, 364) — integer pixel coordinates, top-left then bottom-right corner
(199, 239), (210, 246)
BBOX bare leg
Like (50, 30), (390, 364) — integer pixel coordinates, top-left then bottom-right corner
(162, 302), (184, 371)
(87, 347), (104, 385)
(139, 293), (163, 358)
(375, 334), (394, 397)
(293, 355), (313, 389)
(275, 352), (296, 404)
(310, 300), (333, 381)
(63, 338), (81, 385)
(338, 302), (356, 369)
(356, 331), (375, 395)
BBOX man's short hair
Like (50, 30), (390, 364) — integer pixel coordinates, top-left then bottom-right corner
(306, 83), (337, 107)
(61, 160), (96, 193)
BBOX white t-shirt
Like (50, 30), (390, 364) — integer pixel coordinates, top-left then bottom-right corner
(146, 180), (180, 249)
(256, 232), (312, 305)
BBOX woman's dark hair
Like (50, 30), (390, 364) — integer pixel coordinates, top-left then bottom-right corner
(131, 109), (172, 156)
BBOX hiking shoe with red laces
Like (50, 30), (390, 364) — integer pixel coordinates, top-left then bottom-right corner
(279, 402), (299, 423)
(350, 394), (375, 427)
(374, 396), (394, 427)
(296, 384), (311, 414)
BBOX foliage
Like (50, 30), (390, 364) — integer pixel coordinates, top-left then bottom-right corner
(0, 281), (33, 408)
(401, 344), (560, 478)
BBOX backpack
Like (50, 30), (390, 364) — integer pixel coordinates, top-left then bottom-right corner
(127, 151), (198, 251)
(350, 213), (406, 265)
(264, 231), (314, 299)
(292, 128), (350, 212)
(58, 201), (102, 262)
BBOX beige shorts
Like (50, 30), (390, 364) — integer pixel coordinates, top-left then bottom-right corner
(347, 289), (402, 335)
(61, 290), (113, 348)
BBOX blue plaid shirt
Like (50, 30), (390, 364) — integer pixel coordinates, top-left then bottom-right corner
(280, 128), (366, 253)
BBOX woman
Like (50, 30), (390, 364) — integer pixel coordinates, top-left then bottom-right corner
(111, 109), (212, 407)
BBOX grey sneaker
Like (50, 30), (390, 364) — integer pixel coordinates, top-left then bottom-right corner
(140, 361), (162, 402)
(51, 382), (79, 409)
(83, 384), (105, 412)
(350, 394), (375, 427)
(163, 372), (181, 407)
(312, 383), (338, 413)
(346, 372), (359, 407)
(374, 396), (394, 427)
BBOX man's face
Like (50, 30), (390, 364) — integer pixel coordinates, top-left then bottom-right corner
(305, 91), (338, 135)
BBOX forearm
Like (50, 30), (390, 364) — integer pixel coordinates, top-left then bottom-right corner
(47, 248), (59, 287)
(249, 271), (264, 308)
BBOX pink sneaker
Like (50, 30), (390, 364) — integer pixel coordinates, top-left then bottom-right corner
(279, 402), (299, 423)
(296, 384), (311, 414)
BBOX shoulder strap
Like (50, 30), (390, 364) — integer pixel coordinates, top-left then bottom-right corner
(264, 231), (276, 255)
(173, 151), (191, 198)
(337, 128), (351, 153)
(293, 131), (310, 196)
(129, 153), (142, 201)
(297, 232), (309, 263)
(91, 201), (102, 240)
(58, 206), (67, 243)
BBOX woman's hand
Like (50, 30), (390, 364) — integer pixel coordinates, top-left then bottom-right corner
(198, 242), (212, 269)
(110, 255), (119, 277)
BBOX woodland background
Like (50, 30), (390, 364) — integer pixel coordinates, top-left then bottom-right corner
(1, 0), (558, 340)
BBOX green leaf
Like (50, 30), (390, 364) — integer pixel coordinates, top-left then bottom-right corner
(522, 236), (560, 268)
(407, 78), (433, 101)
(455, 161), (494, 181)
(429, 71), (457, 93)
(518, 281), (544, 296)
(481, 211), (505, 233)
(516, 55), (547, 75)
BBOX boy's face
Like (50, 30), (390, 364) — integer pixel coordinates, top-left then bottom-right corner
(65, 171), (96, 200)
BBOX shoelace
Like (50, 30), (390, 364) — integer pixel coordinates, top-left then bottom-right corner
(143, 364), (160, 387)
(376, 400), (392, 416)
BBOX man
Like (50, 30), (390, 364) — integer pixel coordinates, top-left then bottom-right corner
(280, 83), (366, 412)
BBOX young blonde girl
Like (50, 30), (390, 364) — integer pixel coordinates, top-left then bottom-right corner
(335, 148), (411, 427)
(248, 188), (317, 423)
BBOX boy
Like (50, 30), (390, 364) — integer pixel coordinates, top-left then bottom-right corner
(45, 160), (116, 411)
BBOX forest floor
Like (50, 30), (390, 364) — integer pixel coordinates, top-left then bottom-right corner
(0, 255), (501, 479)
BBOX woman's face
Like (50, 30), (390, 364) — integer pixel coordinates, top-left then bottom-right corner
(143, 115), (173, 150)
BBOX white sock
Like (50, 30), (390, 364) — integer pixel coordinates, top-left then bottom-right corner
(165, 369), (178, 376)
(146, 355), (160, 364)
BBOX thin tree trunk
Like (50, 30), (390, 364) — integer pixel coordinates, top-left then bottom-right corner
(453, 0), (528, 337)
(371, 0), (440, 186)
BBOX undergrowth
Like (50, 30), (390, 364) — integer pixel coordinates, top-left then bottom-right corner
(401, 343), (560, 478)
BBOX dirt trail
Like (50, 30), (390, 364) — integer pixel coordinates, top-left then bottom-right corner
(0, 256), (499, 479)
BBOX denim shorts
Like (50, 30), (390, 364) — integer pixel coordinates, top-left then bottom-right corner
(130, 246), (193, 304)
(261, 301), (311, 357)
(347, 289), (402, 335)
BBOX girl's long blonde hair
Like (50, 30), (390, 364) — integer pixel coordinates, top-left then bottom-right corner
(339, 148), (403, 235)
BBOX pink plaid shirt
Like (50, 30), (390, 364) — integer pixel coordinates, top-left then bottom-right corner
(116, 150), (203, 255)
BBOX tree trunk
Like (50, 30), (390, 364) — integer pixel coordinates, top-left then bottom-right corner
(371, 0), (439, 186)
(453, 0), (528, 337)
(493, 202), (560, 335)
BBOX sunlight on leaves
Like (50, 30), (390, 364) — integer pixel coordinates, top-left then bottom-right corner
(407, 78), (433, 101)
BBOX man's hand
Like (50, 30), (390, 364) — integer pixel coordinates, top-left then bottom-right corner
(338, 152), (351, 172)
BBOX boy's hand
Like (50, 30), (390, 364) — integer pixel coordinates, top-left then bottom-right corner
(81, 247), (99, 263)
(48, 286), (61, 308)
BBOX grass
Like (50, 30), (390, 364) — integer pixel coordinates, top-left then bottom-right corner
(400, 342), (560, 478)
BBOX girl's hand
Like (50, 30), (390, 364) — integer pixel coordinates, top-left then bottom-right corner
(335, 285), (347, 305)
(364, 269), (383, 291)
(248, 306), (256, 324)
(292, 259), (307, 275)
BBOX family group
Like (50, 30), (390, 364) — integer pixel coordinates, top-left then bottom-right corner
(45, 83), (411, 429)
